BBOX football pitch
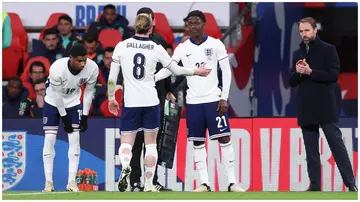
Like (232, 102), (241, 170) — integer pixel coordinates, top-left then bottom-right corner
(2, 191), (358, 200)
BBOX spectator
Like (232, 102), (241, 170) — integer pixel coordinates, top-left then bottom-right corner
(87, 4), (132, 39)
(23, 61), (46, 100)
(30, 78), (46, 117)
(55, 14), (80, 52)
(97, 47), (114, 85)
(174, 16), (190, 44)
(80, 31), (103, 64)
(92, 47), (123, 116)
(3, 76), (32, 118)
(2, 11), (12, 49)
(29, 28), (69, 64)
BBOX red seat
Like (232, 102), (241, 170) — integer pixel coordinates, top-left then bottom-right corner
(8, 13), (28, 52)
(21, 57), (51, 83)
(203, 13), (222, 39)
(39, 13), (66, 40)
(98, 29), (123, 48)
(2, 46), (22, 80)
(154, 12), (174, 45)
(21, 57), (51, 100)
(100, 89), (123, 117)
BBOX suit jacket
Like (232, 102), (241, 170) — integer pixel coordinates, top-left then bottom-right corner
(289, 36), (340, 126)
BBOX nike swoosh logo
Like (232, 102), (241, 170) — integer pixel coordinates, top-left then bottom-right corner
(220, 128), (227, 132)
(186, 54), (192, 57)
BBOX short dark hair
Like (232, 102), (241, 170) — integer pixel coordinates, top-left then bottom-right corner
(104, 4), (116, 12)
(103, 47), (115, 54)
(30, 61), (45, 73)
(70, 43), (87, 57)
(34, 78), (47, 85)
(58, 14), (73, 25)
(8, 76), (22, 86)
(186, 10), (206, 23)
(82, 32), (98, 43)
(298, 17), (317, 29)
(137, 7), (154, 20)
(43, 28), (58, 38)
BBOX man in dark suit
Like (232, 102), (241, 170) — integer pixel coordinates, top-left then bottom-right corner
(289, 17), (357, 192)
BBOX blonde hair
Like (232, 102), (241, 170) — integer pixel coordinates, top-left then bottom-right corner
(135, 14), (153, 34)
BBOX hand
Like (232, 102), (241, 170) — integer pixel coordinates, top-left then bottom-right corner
(166, 92), (176, 103)
(36, 95), (44, 108)
(194, 63), (211, 77)
(108, 100), (120, 116)
(296, 59), (306, 74)
(79, 115), (88, 132)
(217, 99), (228, 116)
(61, 115), (74, 133)
(298, 59), (312, 75)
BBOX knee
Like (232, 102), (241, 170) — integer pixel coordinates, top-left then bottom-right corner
(193, 141), (205, 147)
(217, 136), (231, 144)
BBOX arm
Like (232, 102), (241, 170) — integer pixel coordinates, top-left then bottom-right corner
(155, 67), (173, 82)
(108, 61), (121, 100)
(2, 15), (12, 49)
(51, 80), (66, 116)
(218, 57), (231, 100)
(82, 67), (99, 116)
(309, 46), (340, 83)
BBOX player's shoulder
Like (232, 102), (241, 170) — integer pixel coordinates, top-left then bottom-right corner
(206, 36), (224, 46)
(50, 57), (68, 74)
(85, 58), (99, 70)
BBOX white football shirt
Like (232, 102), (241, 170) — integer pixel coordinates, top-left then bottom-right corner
(112, 36), (172, 107)
(172, 35), (229, 104)
(45, 57), (99, 108)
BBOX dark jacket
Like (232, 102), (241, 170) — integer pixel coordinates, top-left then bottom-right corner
(2, 86), (32, 118)
(151, 33), (172, 105)
(29, 39), (69, 64)
(87, 14), (133, 40)
(289, 36), (340, 126)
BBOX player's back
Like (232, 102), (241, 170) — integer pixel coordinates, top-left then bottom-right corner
(45, 57), (98, 108)
(173, 36), (227, 104)
(114, 36), (165, 107)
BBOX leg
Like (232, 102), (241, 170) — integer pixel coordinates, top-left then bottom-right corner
(186, 103), (210, 192)
(42, 102), (60, 192)
(142, 105), (161, 192)
(321, 122), (356, 188)
(66, 105), (82, 191)
(117, 106), (141, 192)
(205, 101), (244, 192)
(130, 130), (144, 189)
(301, 124), (321, 190)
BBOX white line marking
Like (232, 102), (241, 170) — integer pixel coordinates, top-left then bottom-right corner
(3, 191), (82, 196)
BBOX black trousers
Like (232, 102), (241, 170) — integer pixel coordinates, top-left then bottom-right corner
(130, 101), (165, 186)
(301, 122), (356, 189)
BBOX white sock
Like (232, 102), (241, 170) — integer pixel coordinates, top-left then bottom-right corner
(68, 131), (80, 184)
(118, 143), (132, 168)
(144, 144), (158, 189)
(43, 132), (57, 182)
(193, 144), (209, 185)
(220, 141), (236, 184)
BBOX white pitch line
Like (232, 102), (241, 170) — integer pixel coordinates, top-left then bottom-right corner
(3, 191), (82, 196)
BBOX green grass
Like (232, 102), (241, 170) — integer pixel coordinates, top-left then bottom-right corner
(2, 191), (358, 200)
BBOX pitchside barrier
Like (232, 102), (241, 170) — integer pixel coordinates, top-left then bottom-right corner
(2, 118), (357, 192)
